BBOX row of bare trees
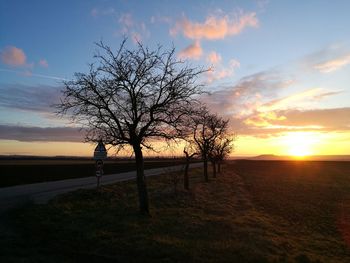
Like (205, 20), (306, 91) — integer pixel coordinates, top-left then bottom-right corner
(57, 40), (234, 214)
(182, 107), (234, 190)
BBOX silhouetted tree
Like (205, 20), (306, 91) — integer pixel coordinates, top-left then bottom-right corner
(183, 144), (197, 190)
(57, 40), (205, 214)
(191, 107), (229, 182)
(211, 135), (235, 174)
(209, 153), (218, 178)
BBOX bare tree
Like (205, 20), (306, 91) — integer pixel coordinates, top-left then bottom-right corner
(191, 107), (229, 182)
(208, 152), (218, 178)
(57, 40), (205, 214)
(183, 144), (197, 190)
(211, 135), (235, 174)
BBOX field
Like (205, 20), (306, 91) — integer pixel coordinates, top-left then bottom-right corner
(0, 158), (189, 187)
(232, 160), (350, 262)
(1, 160), (350, 262)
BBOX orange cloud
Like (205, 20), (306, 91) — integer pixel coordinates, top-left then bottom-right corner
(314, 54), (350, 73)
(206, 68), (233, 83)
(199, 71), (348, 136)
(241, 88), (341, 130)
(39, 59), (48, 68)
(206, 57), (240, 83)
(0, 46), (27, 66)
(178, 40), (203, 60)
(171, 11), (258, 40)
(230, 59), (240, 68)
(207, 51), (222, 64)
(243, 107), (350, 134)
(272, 108), (350, 129)
(240, 88), (344, 135)
(244, 111), (286, 127)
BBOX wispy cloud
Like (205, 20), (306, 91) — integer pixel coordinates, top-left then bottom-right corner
(206, 68), (233, 83)
(207, 51), (222, 64)
(242, 107), (350, 135)
(270, 108), (350, 129)
(0, 83), (62, 114)
(178, 40), (203, 60)
(0, 46), (27, 66)
(258, 88), (342, 112)
(170, 10), (258, 40)
(202, 70), (293, 116)
(150, 15), (172, 24)
(90, 7), (116, 18)
(118, 13), (149, 43)
(302, 44), (350, 73)
(256, 0), (270, 12)
(38, 59), (49, 68)
(237, 87), (342, 135)
(245, 87), (342, 130)
(314, 54), (350, 73)
(0, 125), (84, 142)
(200, 70), (347, 136)
(0, 68), (66, 81)
(119, 13), (134, 29)
(206, 58), (240, 83)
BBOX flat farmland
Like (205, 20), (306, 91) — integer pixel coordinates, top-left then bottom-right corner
(232, 160), (350, 262)
(0, 158), (189, 187)
(1, 160), (350, 262)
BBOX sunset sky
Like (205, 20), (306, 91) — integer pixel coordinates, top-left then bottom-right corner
(1, 0), (350, 157)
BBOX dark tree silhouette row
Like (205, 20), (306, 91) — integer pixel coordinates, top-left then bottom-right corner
(183, 106), (234, 190)
(57, 39), (234, 215)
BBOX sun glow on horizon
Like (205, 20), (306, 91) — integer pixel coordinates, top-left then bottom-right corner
(280, 132), (319, 158)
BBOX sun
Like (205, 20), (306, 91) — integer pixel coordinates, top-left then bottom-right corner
(288, 144), (311, 157)
(280, 132), (318, 158)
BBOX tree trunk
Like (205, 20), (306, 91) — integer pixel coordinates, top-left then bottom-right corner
(133, 143), (149, 214)
(184, 160), (190, 190)
(203, 156), (208, 182)
(218, 162), (221, 173)
(211, 160), (216, 178)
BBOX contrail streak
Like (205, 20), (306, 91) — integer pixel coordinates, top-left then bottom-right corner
(0, 68), (68, 81)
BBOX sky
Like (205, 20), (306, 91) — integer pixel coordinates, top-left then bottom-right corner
(1, 0), (350, 157)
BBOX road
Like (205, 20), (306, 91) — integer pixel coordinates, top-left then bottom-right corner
(0, 163), (202, 212)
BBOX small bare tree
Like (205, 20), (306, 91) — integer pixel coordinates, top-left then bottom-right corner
(57, 40), (205, 214)
(183, 145), (197, 190)
(191, 107), (229, 182)
(208, 152), (218, 178)
(211, 135), (235, 174)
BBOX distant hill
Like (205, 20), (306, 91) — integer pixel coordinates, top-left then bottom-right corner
(249, 154), (350, 161)
(2, 154), (350, 162)
(249, 154), (280, 160)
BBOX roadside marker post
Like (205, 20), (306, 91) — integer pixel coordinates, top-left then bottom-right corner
(95, 160), (103, 188)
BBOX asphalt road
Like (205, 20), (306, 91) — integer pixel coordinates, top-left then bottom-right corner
(0, 163), (202, 212)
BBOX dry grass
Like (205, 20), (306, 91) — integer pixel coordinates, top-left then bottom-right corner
(232, 160), (350, 262)
(1, 160), (349, 262)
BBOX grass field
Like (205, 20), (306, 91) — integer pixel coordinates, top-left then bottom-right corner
(0, 158), (189, 187)
(1, 160), (350, 262)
